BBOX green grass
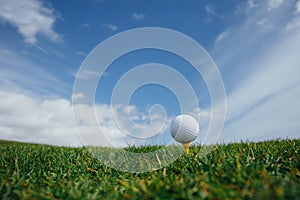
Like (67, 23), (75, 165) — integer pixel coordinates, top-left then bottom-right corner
(0, 139), (299, 199)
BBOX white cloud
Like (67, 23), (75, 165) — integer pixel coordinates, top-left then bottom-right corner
(133, 13), (144, 20)
(72, 69), (100, 79)
(76, 51), (87, 57)
(102, 23), (118, 31)
(248, 0), (258, 9)
(0, 91), (80, 146)
(215, 30), (229, 43)
(284, 1), (300, 34)
(205, 5), (215, 14)
(0, 47), (70, 95)
(0, 0), (60, 44)
(296, 0), (300, 13)
(212, 1), (292, 69)
(267, 0), (284, 11)
(212, 1), (300, 143)
(0, 90), (170, 147)
(72, 93), (84, 101)
(257, 18), (273, 32)
(188, 107), (211, 123)
(225, 32), (300, 121)
(285, 17), (300, 31)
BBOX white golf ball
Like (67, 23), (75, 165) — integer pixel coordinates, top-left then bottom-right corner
(170, 114), (199, 143)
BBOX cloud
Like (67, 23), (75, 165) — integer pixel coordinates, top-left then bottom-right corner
(267, 0), (284, 11)
(215, 30), (229, 43)
(72, 93), (84, 101)
(248, 0), (285, 11)
(0, 90), (171, 147)
(285, 17), (300, 31)
(285, 0), (300, 30)
(205, 5), (215, 14)
(257, 18), (273, 32)
(296, 0), (300, 13)
(248, 0), (258, 9)
(72, 69), (100, 79)
(0, 0), (60, 44)
(102, 23), (118, 31)
(76, 51), (87, 57)
(0, 47), (70, 95)
(213, 0), (295, 68)
(132, 13), (144, 20)
(212, 1), (300, 142)
(0, 91), (80, 146)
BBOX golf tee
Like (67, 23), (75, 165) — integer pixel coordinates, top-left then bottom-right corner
(182, 143), (190, 155)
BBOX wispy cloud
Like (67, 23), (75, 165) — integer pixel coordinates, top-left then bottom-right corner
(132, 13), (145, 20)
(76, 51), (87, 57)
(212, 1), (300, 142)
(257, 18), (273, 32)
(285, 0), (300, 30)
(248, 0), (258, 9)
(72, 69), (100, 79)
(205, 5), (215, 14)
(215, 30), (229, 43)
(248, 0), (285, 11)
(296, 0), (300, 13)
(267, 0), (284, 11)
(0, 47), (70, 95)
(0, 0), (60, 44)
(102, 23), (118, 31)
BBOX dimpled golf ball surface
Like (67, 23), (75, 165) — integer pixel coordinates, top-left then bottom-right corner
(170, 115), (199, 143)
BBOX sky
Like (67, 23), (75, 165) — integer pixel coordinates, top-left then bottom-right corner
(0, 0), (300, 147)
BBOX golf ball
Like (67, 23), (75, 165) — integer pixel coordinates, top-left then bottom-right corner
(170, 114), (199, 143)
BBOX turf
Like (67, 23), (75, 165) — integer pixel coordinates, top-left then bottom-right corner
(0, 139), (299, 199)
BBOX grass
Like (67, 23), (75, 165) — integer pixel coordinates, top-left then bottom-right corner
(0, 139), (299, 199)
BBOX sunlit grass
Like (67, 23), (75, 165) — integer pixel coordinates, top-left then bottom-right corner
(0, 139), (299, 199)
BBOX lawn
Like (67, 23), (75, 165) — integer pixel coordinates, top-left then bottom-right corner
(0, 139), (299, 199)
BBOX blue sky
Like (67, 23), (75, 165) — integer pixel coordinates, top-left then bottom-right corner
(0, 0), (300, 146)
